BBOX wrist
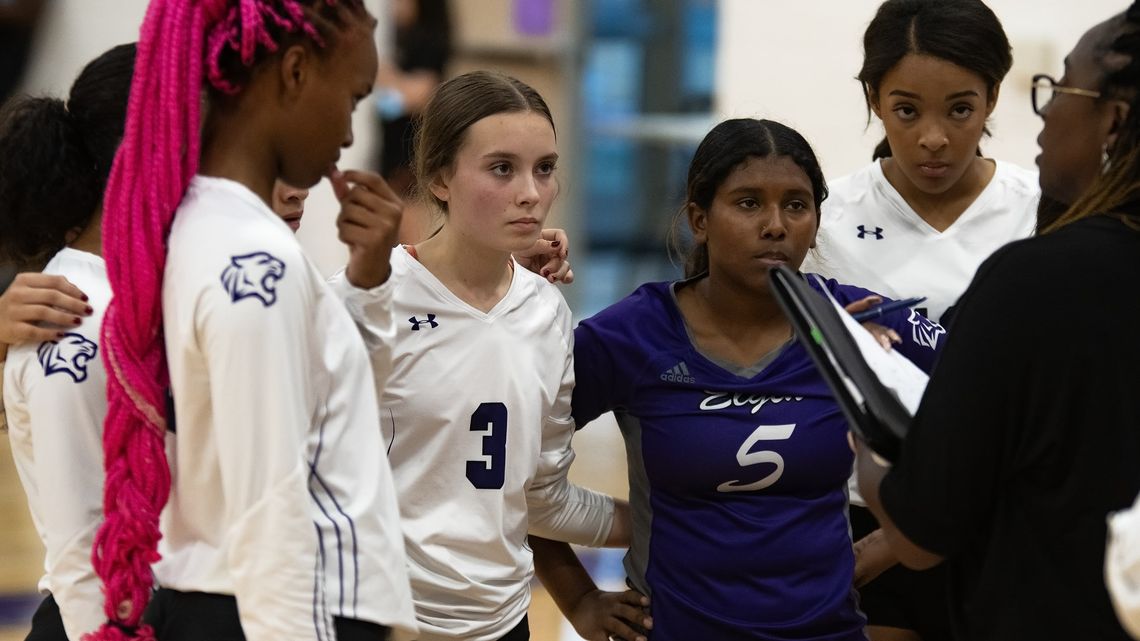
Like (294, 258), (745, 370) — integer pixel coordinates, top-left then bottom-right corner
(345, 263), (391, 289)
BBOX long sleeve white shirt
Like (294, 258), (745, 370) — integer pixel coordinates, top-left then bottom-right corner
(380, 246), (614, 641)
(4, 248), (110, 641)
(159, 176), (416, 641)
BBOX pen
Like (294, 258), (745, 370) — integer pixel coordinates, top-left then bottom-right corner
(851, 296), (926, 323)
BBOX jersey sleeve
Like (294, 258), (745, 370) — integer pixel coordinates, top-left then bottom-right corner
(326, 268), (397, 393)
(878, 249), (1032, 558)
(878, 307), (946, 374)
(23, 341), (107, 640)
(527, 313), (615, 547)
(570, 311), (631, 428)
(196, 260), (326, 641)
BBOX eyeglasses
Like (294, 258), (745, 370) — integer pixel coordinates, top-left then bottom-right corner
(1031, 73), (1102, 116)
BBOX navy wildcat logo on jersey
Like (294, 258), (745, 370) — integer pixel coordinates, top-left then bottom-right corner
(220, 252), (286, 307)
(857, 224), (884, 239)
(907, 308), (946, 350)
(37, 332), (98, 383)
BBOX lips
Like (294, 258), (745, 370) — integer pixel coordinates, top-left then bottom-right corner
(917, 162), (950, 178)
(755, 250), (789, 266)
(282, 212), (303, 232)
(509, 217), (540, 228)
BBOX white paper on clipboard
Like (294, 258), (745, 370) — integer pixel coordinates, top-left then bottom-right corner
(812, 276), (930, 415)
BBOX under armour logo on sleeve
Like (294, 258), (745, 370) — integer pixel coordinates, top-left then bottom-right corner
(409, 314), (439, 330)
(856, 225), (884, 240)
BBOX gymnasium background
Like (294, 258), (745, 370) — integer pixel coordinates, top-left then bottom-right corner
(0, 1), (1118, 639)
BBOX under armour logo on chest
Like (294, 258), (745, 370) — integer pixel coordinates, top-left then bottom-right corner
(409, 314), (439, 330)
(856, 225), (884, 240)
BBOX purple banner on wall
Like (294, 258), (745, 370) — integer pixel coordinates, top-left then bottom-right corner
(514, 0), (554, 36)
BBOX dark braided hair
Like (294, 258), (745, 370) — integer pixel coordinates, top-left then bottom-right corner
(1045, 3), (1140, 233)
(858, 0), (1012, 160)
(0, 43), (136, 269)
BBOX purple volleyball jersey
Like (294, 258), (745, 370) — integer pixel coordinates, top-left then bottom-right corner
(571, 276), (943, 641)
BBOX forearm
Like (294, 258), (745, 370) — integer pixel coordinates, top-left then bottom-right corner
(855, 442), (944, 570)
(530, 536), (598, 616)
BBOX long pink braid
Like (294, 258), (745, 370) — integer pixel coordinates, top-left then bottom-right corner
(86, 1), (336, 639)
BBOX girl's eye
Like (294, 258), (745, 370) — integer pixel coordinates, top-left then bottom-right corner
(786, 200), (808, 212)
(950, 104), (975, 120)
(536, 161), (557, 175)
(491, 163), (512, 176)
(893, 105), (917, 121)
(737, 198), (760, 210)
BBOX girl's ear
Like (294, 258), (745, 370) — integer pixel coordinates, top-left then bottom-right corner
(278, 44), (312, 100)
(428, 172), (450, 204)
(687, 202), (708, 245)
(985, 84), (1000, 117)
(867, 84), (883, 120)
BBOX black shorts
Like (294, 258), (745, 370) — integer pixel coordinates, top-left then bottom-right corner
(144, 588), (391, 641)
(498, 615), (530, 641)
(25, 595), (67, 641)
(850, 505), (952, 641)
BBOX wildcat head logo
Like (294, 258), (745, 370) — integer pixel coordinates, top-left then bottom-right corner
(37, 333), (98, 383)
(221, 252), (286, 307)
(907, 309), (946, 350)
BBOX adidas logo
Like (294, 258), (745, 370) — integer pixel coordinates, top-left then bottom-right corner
(660, 361), (696, 384)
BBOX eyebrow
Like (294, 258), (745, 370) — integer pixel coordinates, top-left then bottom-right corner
(888, 89), (981, 101)
(482, 151), (560, 162)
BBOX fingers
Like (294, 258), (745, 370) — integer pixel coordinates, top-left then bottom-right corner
(602, 615), (650, 641)
(327, 166), (350, 201)
(540, 256), (572, 284)
(539, 228), (570, 258)
(844, 294), (881, 314)
(515, 238), (557, 260)
(341, 169), (402, 203)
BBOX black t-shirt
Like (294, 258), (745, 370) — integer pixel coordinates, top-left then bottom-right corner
(880, 214), (1140, 641)
(379, 27), (450, 177)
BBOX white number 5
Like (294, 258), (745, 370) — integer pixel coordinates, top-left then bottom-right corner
(716, 424), (796, 493)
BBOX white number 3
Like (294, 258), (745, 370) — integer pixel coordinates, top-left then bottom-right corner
(716, 424), (796, 493)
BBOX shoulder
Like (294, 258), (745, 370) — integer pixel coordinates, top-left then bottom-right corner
(992, 160), (1040, 196)
(167, 181), (305, 304)
(990, 160), (1041, 212)
(578, 281), (673, 333)
(804, 273), (882, 306)
(513, 264), (574, 338)
(820, 162), (879, 224)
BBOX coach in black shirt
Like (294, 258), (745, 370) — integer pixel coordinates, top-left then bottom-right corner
(855, 7), (1140, 641)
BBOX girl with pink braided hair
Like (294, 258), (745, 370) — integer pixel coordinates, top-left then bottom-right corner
(91, 1), (415, 640)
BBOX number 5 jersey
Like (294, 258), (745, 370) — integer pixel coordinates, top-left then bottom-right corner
(571, 276), (944, 641)
(379, 246), (616, 641)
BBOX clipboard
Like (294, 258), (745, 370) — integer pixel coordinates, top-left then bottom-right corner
(769, 264), (928, 462)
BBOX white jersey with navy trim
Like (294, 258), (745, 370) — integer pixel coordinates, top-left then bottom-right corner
(803, 159), (1039, 323)
(4, 248), (109, 640)
(382, 246), (614, 641)
(159, 176), (416, 641)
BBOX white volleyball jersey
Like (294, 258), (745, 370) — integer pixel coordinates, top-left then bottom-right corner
(803, 159), (1039, 323)
(4, 248), (109, 641)
(160, 176), (416, 641)
(382, 246), (614, 641)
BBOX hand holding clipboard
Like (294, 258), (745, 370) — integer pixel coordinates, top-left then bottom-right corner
(769, 266), (929, 463)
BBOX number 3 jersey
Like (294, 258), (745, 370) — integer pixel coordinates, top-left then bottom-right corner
(572, 277), (943, 641)
(381, 246), (615, 641)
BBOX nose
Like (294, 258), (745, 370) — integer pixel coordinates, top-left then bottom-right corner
(761, 206), (787, 239)
(918, 121), (949, 152)
(516, 173), (540, 207)
(342, 122), (354, 149)
(291, 189), (310, 203)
